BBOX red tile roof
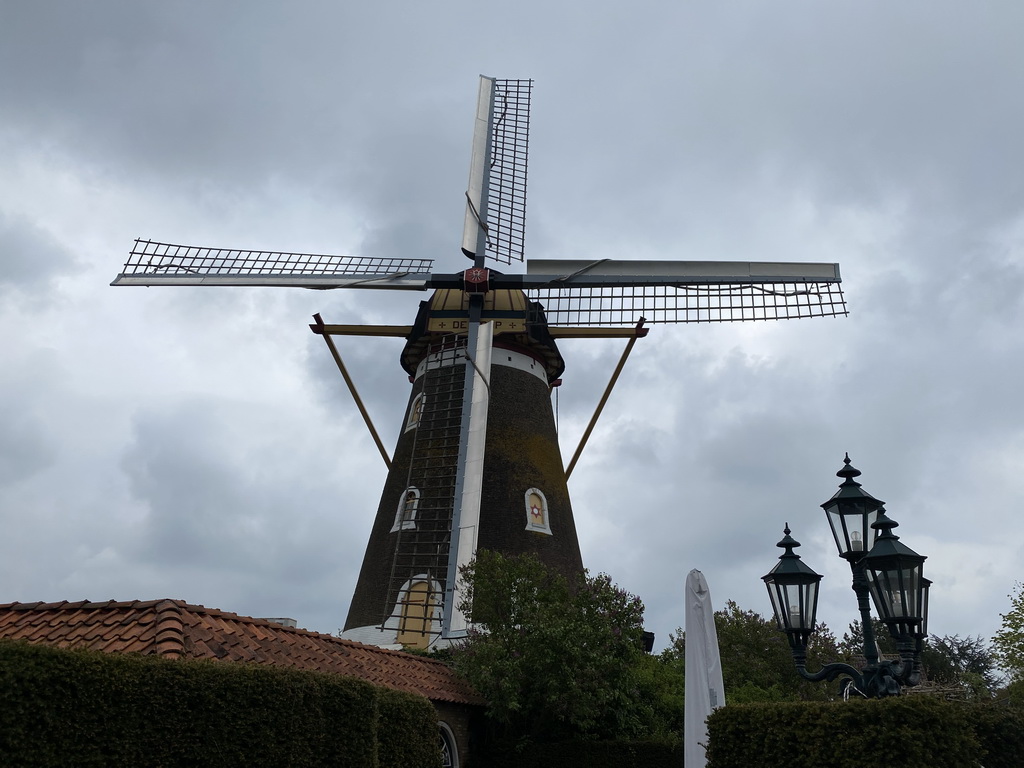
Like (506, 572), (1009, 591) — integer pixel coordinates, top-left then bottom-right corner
(0, 599), (483, 706)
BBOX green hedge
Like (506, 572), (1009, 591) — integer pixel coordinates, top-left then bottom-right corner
(477, 739), (681, 768)
(705, 697), (1012, 768)
(968, 703), (1024, 768)
(377, 687), (443, 768)
(0, 639), (440, 768)
(478, 701), (1024, 768)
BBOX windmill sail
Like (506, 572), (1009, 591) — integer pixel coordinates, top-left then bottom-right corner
(462, 78), (531, 264)
(111, 240), (433, 289)
(529, 280), (847, 325)
(524, 258), (846, 325)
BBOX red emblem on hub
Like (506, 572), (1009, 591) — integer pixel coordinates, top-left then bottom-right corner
(463, 267), (490, 293)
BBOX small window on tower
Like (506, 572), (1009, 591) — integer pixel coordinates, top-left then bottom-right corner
(391, 488), (420, 532)
(397, 579), (437, 650)
(524, 488), (552, 535)
(405, 393), (425, 432)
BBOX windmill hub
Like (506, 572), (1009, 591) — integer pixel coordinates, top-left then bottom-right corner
(463, 267), (490, 293)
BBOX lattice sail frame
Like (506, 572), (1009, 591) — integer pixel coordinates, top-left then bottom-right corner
(529, 281), (847, 325)
(483, 79), (531, 265)
(114, 240), (433, 283)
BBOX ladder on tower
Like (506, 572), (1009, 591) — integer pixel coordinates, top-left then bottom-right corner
(383, 334), (467, 648)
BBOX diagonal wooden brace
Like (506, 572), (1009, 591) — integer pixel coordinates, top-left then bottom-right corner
(310, 313), (392, 470)
(565, 318), (647, 479)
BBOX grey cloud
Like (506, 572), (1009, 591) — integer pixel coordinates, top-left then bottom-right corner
(122, 399), (339, 574)
(0, 212), (79, 296)
(0, 351), (65, 484)
(0, 406), (58, 485)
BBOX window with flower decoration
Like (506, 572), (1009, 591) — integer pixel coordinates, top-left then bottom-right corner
(524, 488), (552, 535)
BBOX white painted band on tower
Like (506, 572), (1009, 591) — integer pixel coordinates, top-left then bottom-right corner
(415, 343), (546, 382)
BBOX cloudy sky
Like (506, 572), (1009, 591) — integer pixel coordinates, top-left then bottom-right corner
(2, 2), (1022, 658)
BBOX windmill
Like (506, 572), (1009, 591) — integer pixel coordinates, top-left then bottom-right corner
(112, 76), (847, 650)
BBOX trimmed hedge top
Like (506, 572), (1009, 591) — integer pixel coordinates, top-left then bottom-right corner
(0, 638), (441, 768)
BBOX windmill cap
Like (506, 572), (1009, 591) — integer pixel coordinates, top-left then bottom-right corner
(400, 289), (565, 382)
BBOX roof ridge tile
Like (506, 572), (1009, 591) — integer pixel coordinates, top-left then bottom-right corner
(152, 600), (186, 659)
(0, 602), (44, 611)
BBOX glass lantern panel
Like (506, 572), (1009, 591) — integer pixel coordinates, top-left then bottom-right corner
(802, 581), (819, 630)
(766, 582), (786, 631)
(910, 567), (925, 621)
(825, 502), (880, 558)
(918, 580), (931, 637)
(784, 584), (803, 630)
(865, 567), (894, 620)
(824, 506), (848, 556)
(866, 562), (924, 638)
(898, 567), (918, 617)
(863, 507), (881, 548)
(791, 581), (817, 630)
(766, 581), (816, 631)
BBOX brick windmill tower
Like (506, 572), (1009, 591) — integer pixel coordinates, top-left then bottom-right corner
(113, 77), (847, 650)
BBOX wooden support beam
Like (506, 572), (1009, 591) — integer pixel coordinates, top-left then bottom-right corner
(310, 323), (413, 337)
(548, 326), (650, 339)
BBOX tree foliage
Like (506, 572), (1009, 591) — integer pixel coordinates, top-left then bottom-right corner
(841, 619), (999, 696)
(923, 634), (999, 694)
(993, 582), (1024, 683)
(452, 550), (654, 743)
(669, 600), (841, 703)
(838, 617), (896, 658)
(635, 647), (685, 739)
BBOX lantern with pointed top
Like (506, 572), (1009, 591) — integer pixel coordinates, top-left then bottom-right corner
(762, 524), (823, 653)
(862, 508), (929, 641)
(820, 454), (884, 561)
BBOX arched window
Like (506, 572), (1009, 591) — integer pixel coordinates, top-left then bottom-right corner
(390, 488), (419, 532)
(524, 488), (552, 535)
(439, 722), (459, 768)
(405, 393), (425, 432)
(397, 579), (438, 650)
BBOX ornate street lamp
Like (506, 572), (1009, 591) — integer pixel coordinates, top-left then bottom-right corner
(821, 454), (883, 561)
(762, 526), (823, 668)
(861, 509), (929, 684)
(762, 455), (930, 698)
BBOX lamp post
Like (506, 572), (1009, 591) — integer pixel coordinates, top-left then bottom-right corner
(762, 454), (929, 698)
